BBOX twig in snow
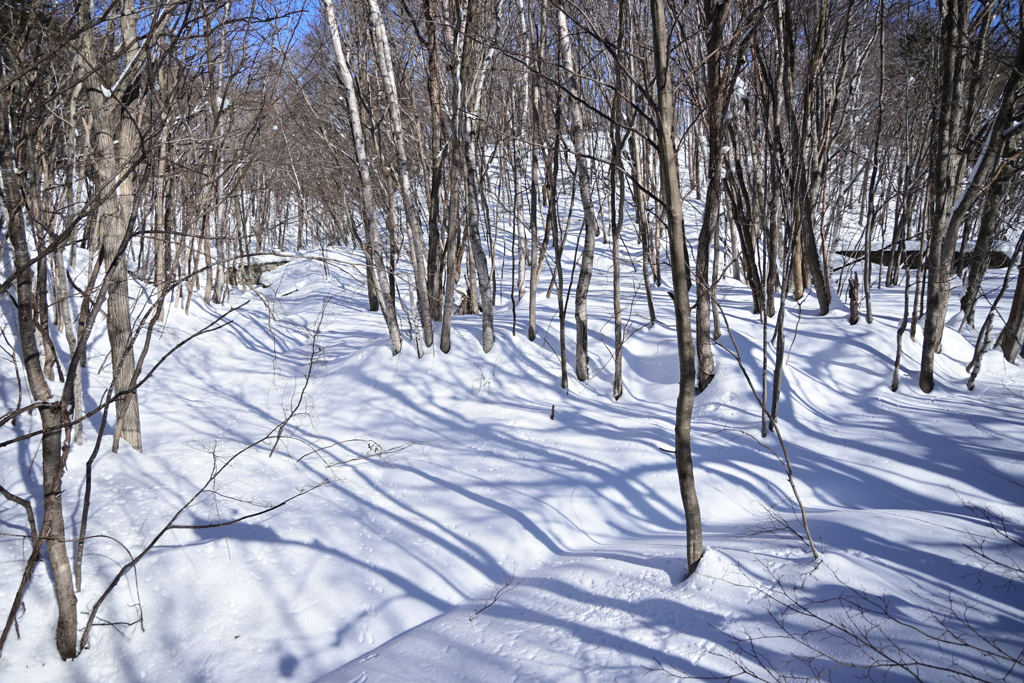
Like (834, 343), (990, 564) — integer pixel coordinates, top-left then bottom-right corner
(470, 565), (521, 621)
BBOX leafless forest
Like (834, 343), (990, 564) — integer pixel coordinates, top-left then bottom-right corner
(1, 0), (1023, 663)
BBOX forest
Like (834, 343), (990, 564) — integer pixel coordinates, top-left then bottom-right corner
(1, 0), (1023, 680)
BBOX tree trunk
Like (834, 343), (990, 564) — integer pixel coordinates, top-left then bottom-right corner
(3, 163), (78, 659)
(1001, 257), (1024, 363)
(863, 0), (886, 324)
(695, 0), (736, 392)
(961, 172), (1008, 329)
(424, 0), (445, 320)
(457, 0), (497, 352)
(522, 0), (543, 341)
(556, 3), (599, 382)
(653, 0), (703, 575)
(920, 0), (972, 392)
(78, 0), (144, 452)
(368, 0), (434, 348)
(611, 8), (626, 398)
(322, 0), (402, 353)
(630, 126), (657, 325)
(849, 272), (860, 325)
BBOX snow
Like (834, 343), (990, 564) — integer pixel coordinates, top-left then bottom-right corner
(2, 225), (1023, 682)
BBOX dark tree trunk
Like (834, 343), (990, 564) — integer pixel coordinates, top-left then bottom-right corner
(653, 0), (703, 575)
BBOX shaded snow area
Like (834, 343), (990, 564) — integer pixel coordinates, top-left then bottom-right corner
(2, 242), (1023, 683)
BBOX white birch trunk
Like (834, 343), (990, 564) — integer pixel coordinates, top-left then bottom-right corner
(556, 5), (599, 381)
(322, 0), (403, 354)
(367, 0), (434, 349)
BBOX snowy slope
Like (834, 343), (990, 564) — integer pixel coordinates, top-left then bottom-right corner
(1, 240), (1022, 682)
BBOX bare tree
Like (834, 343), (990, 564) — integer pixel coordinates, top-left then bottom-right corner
(652, 0), (703, 575)
(368, 0), (434, 349)
(322, 0), (403, 354)
(556, 1), (600, 381)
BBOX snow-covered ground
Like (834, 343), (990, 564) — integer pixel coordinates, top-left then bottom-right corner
(2, 227), (1022, 681)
